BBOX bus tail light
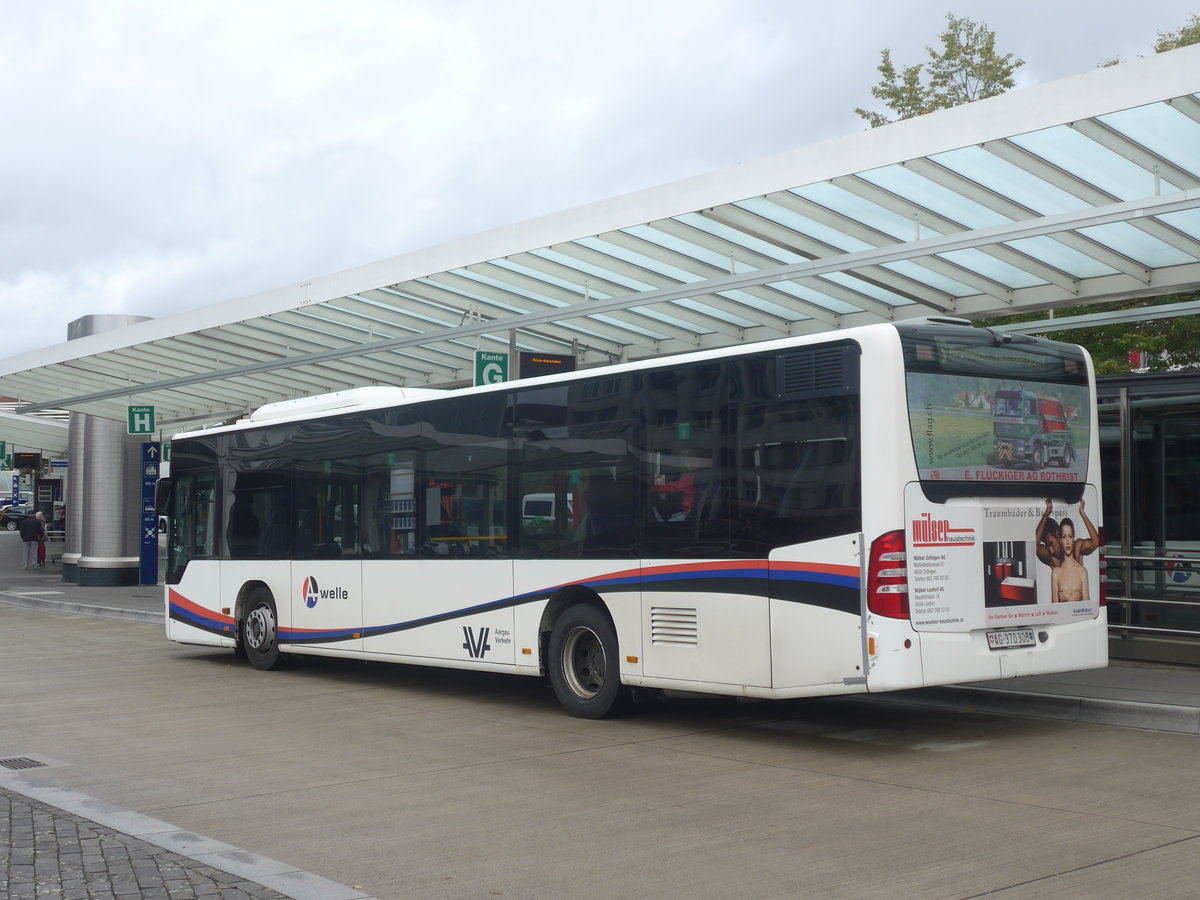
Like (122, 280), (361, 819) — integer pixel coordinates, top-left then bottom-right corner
(867, 529), (909, 619)
(1097, 527), (1107, 607)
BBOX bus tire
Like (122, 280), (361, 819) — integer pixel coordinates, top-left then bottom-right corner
(242, 589), (283, 671)
(548, 604), (629, 719)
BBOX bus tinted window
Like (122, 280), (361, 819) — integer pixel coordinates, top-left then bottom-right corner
(639, 355), (860, 557)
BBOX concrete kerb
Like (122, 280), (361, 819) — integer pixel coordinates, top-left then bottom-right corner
(883, 685), (1200, 735)
(0, 590), (163, 624)
(0, 772), (380, 900)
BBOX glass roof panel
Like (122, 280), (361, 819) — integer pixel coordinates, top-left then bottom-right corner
(486, 259), (697, 341)
(1010, 125), (1184, 200)
(623, 224), (757, 274)
(857, 165), (1012, 229)
(762, 280), (861, 315)
(717, 288), (808, 322)
(405, 281), (533, 317)
(930, 145), (1090, 215)
(575, 236), (704, 283)
(1003, 236), (1119, 278)
(1076, 222), (1197, 267)
(936, 248), (1045, 288)
(487, 258), (598, 297)
(669, 297), (757, 328)
(1099, 101), (1200, 178)
(673, 212), (803, 264)
(790, 182), (939, 241)
(588, 312), (671, 341)
(878, 259), (977, 296)
(735, 197), (874, 252)
(367, 289), (461, 326)
(485, 257), (688, 340)
(529, 248), (656, 292)
(1158, 209), (1200, 243)
(626, 305), (713, 334)
(819, 272), (916, 306)
(449, 267), (579, 305)
(398, 280), (620, 345)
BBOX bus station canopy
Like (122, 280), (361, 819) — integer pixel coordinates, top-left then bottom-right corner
(2, 44), (1199, 431)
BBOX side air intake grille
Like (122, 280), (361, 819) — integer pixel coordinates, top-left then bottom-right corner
(777, 343), (859, 399)
(651, 607), (698, 646)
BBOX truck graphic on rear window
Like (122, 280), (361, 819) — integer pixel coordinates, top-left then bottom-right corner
(990, 390), (1075, 470)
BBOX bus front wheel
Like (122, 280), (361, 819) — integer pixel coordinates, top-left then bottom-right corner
(548, 604), (629, 719)
(242, 590), (283, 671)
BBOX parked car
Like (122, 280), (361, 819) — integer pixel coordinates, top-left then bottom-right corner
(0, 505), (36, 531)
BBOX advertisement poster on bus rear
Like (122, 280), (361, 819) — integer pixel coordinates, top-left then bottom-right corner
(904, 483), (1102, 632)
(906, 373), (1091, 485)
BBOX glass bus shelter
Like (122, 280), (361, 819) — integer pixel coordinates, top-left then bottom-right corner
(1101, 370), (1200, 665)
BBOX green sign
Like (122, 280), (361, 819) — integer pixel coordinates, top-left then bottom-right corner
(128, 405), (156, 435)
(474, 351), (508, 386)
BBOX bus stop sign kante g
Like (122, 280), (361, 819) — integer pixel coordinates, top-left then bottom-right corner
(474, 352), (508, 386)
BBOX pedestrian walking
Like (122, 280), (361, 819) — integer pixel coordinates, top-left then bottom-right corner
(19, 512), (43, 569)
(35, 511), (48, 567)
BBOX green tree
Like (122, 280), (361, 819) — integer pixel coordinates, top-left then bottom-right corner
(855, 13), (1024, 127)
(1154, 13), (1200, 52)
(977, 293), (1200, 375)
(1101, 12), (1200, 65)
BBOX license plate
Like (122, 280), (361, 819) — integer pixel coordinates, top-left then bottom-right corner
(986, 629), (1036, 650)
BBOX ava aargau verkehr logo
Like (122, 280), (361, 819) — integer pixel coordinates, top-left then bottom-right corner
(303, 576), (320, 609)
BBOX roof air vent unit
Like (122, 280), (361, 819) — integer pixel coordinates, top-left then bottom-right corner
(777, 342), (859, 400)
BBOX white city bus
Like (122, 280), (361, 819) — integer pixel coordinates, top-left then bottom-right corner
(160, 318), (1106, 717)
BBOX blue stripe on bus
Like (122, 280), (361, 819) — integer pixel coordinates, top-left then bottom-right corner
(171, 559), (862, 646)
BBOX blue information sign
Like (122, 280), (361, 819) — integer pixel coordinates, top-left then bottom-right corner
(140, 442), (161, 585)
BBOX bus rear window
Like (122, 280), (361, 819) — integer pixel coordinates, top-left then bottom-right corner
(899, 325), (1091, 502)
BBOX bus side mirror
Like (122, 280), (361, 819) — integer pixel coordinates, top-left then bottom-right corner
(155, 478), (173, 518)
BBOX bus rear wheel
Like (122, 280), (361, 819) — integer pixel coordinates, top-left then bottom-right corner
(242, 589), (283, 671)
(548, 604), (629, 718)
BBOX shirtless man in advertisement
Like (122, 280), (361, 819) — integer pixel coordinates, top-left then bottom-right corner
(1051, 518), (1091, 603)
(1036, 497), (1099, 568)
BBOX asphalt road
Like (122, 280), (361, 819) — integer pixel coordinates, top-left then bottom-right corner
(3, 603), (1200, 899)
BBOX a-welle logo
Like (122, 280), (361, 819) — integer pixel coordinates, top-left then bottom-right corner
(300, 576), (350, 609)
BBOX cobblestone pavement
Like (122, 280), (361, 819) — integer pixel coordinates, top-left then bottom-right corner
(2, 787), (288, 900)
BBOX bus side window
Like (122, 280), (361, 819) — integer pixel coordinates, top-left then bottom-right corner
(227, 491), (260, 558)
(257, 504), (291, 558)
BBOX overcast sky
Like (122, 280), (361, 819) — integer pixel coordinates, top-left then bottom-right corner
(2, 0), (1197, 354)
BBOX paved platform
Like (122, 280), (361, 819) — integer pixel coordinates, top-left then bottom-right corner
(0, 534), (375, 900)
(3, 529), (1200, 898)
